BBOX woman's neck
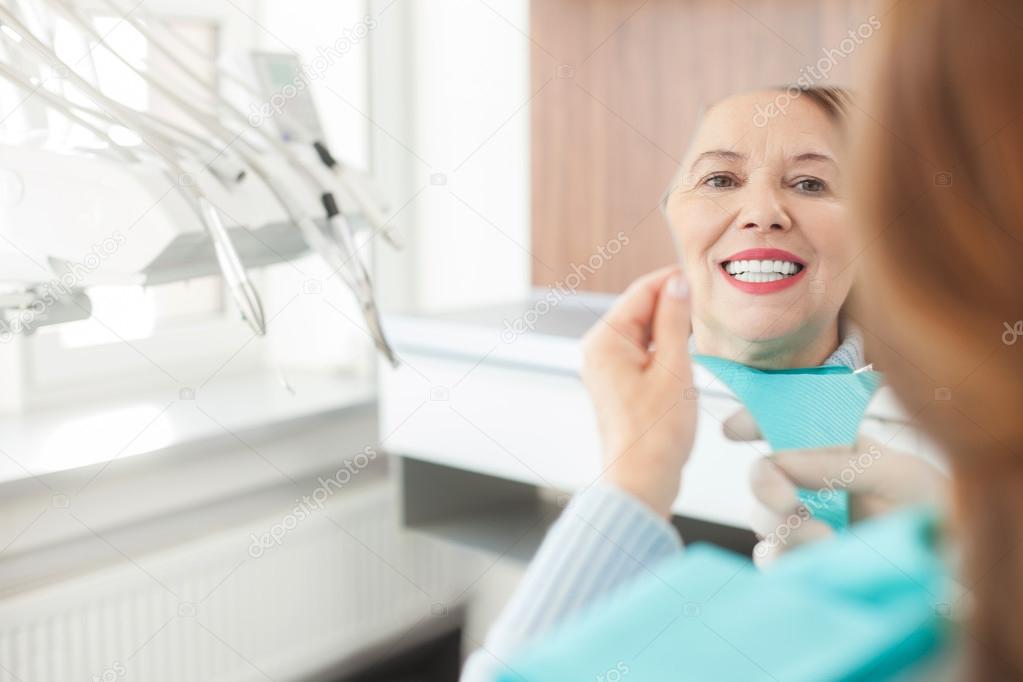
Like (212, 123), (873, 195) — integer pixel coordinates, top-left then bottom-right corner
(692, 319), (842, 370)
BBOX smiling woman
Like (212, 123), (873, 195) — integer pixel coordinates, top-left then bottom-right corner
(460, 86), (872, 682)
(664, 86), (858, 370)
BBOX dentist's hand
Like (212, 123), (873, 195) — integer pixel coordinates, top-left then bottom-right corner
(743, 435), (949, 568)
(580, 266), (697, 518)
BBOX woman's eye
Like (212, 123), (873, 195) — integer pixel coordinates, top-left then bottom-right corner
(703, 174), (736, 189)
(794, 178), (826, 193)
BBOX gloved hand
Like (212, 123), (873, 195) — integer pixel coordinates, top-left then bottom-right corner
(580, 266), (696, 519)
(725, 410), (949, 567)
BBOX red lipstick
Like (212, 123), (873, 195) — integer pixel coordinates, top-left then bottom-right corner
(719, 248), (807, 295)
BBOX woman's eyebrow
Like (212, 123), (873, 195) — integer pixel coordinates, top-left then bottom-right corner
(789, 152), (836, 165)
(689, 149), (745, 170)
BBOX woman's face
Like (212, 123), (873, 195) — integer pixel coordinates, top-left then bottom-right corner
(665, 91), (857, 352)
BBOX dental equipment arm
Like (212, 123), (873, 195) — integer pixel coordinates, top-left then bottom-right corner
(42, 0), (396, 361)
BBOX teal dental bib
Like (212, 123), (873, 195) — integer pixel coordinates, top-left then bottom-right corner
(502, 507), (947, 682)
(692, 354), (884, 530)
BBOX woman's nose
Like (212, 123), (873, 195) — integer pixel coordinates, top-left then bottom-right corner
(736, 186), (792, 233)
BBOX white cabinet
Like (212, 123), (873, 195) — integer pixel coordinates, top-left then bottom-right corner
(380, 296), (942, 537)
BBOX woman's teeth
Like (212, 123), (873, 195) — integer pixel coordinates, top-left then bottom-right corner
(723, 259), (803, 282)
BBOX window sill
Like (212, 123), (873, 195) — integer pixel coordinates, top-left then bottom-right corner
(0, 368), (376, 489)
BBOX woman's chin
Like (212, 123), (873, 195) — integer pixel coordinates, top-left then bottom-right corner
(720, 314), (809, 346)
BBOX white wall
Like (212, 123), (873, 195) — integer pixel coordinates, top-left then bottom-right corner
(408, 0), (532, 311)
(368, 0), (533, 313)
(255, 0), (371, 167)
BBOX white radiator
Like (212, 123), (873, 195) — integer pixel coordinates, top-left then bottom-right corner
(0, 481), (478, 682)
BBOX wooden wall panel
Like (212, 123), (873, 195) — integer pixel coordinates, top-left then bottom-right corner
(529, 0), (877, 292)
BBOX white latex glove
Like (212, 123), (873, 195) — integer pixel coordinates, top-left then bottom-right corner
(724, 410), (949, 568)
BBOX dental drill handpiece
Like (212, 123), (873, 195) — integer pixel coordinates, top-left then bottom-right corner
(311, 141), (402, 249)
(199, 197), (266, 334)
(321, 193), (397, 366)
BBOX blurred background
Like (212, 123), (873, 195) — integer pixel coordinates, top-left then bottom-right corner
(0, 0), (878, 679)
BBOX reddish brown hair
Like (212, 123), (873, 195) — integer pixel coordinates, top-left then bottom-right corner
(850, 0), (1023, 677)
